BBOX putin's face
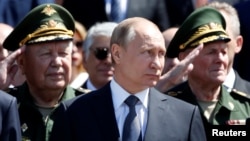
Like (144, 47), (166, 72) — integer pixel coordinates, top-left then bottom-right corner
(113, 24), (166, 93)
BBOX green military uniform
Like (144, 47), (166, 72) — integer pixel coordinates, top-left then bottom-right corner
(7, 83), (85, 141)
(166, 81), (250, 125)
(165, 6), (250, 139)
(2, 3), (90, 141)
(165, 5), (250, 125)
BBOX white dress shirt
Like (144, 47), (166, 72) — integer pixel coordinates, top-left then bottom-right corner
(223, 68), (236, 92)
(110, 79), (148, 140)
(69, 72), (89, 89)
(86, 79), (98, 91)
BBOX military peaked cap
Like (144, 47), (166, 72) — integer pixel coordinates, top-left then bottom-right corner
(3, 3), (75, 51)
(167, 6), (230, 58)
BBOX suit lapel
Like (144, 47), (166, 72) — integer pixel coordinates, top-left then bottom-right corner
(233, 70), (250, 95)
(92, 83), (120, 140)
(144, 88), (168, 141)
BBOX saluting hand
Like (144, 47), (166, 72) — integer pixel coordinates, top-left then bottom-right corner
(156, 44), (203, 92)
(0, 46), (25, 90)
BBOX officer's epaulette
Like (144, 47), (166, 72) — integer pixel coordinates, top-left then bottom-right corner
(231, 88), (250, 99)
(167, 91), (183, 97)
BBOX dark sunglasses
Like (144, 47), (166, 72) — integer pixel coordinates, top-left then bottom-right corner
(74, 41), (84, 48)
(90, 47), (110, 60)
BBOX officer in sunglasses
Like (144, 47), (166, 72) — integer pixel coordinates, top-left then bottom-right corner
(80, 22), (118, 91)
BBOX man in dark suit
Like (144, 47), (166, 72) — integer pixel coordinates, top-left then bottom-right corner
(0, 90), (21, 141)
(62, 0), (170, 31)
(50, 17), (206, 141)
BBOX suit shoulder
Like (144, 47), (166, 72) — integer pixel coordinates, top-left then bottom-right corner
(63, 89), (97, 107)
(167, 94), (196, 106)
(0, 90), (16, 103)
(152, 88), (197, 110)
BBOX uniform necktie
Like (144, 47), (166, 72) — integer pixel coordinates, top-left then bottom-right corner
(110, 0), (122, 22)
(122, 95), (142, 141)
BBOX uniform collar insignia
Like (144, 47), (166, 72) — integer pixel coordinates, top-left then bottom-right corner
(21, 123), (28, 132)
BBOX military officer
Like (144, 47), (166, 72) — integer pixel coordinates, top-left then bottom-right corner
(2, 3), (89, 141)
(165, 6), (250, 140)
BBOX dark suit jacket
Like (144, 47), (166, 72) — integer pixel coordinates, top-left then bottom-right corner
(234, 1), (250, 82)
(233, 70), (250, 95)
(62, 0), (170, 31)
(51, 82), (206, 141)
(0, 90), (21, 141)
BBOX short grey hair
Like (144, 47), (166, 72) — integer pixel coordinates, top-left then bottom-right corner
(207, 1), (240, 38)
(83, 22), (118, 58)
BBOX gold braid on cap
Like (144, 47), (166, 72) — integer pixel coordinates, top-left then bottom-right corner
(189, 34), (229, 47)
(19, 5), (73, 46)
(179, 22), (226, 49)
(19, 20), (73, 46)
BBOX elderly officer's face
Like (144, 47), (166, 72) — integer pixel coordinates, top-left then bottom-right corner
(18, 40), (73, 91)
(183, 41), (229, 86)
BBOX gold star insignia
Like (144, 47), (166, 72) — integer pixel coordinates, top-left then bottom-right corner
(41, 4), (57, 16)
(208, 22), (217, 29)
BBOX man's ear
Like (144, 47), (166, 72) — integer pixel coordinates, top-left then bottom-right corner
(235, 35), (243, 53)
(111, 43), (122, 64)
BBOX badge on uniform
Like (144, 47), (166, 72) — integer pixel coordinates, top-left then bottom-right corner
(21, 123), (28, 132)
(226, 119), (246, 125)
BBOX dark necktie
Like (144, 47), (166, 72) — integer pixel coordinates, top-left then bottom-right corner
(122, 95), (142, 141)
(110, 0), (122, 22)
